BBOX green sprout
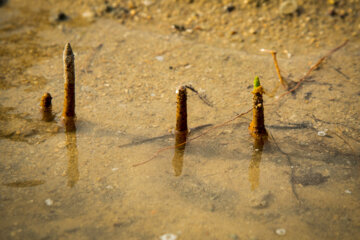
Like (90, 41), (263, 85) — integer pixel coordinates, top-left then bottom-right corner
(254, 76), (261, 89)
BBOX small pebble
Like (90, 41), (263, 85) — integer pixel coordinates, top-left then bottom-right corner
(284, 49), (292, 58)
(155, 56), (164, 61)
(275, 228), (286, 236)
(172, 24), (186, 32)
(345, 190), (352, 194)
(82, 10), (95, 19)
(317, 131), (326, 137)
(56, 12), (68, 21)
(230, 234), (239, 240)
(224, 5), (235, 13)
(328, 7), (337, 16)
(105, 5), (114, 13)
(45, 198), (53, 206)
(160, 233), (177, 240)
(112, 168), (119, 171)
(279, 0), (298, 15)
(130, 9), (137, 16)
(143, 0), (153, 7)
(249, 27), (257, 34)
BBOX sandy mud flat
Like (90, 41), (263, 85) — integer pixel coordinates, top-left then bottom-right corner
(0, 0), (359, 239)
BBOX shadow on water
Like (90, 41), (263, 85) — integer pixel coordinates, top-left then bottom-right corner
(248, 137), (266, 191)
(3, 180), (45, 188)
(64, 119), (79, 188)
(172, 131), (188, 176)
(118, 124), (212, 148)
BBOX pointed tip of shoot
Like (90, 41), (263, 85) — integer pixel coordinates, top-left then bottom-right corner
(254, 76), (261, 90)
(64, 42), (73, 56)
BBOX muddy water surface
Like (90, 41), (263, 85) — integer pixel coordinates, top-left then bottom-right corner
(1, 2), (360, 240)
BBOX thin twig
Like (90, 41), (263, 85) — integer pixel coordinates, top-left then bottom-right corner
(329, 128), (356, 156)
(185, 85), (214, 107)
(261, 49), (287, 89)
(133, 109), (252, 167)
(278, 40), (348, 99)
(120, 124), (212, 148)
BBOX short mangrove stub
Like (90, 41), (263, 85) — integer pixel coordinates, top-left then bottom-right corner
(175, 85), (188, 133)
(249, 76), (268, 139)
(62, 42), (76, 120)
(40, 92), (54, 122)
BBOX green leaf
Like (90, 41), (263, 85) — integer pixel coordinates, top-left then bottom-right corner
(254, 76), (261, 89)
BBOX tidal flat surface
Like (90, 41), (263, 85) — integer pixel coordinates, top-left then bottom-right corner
(0, 1), (359, 239)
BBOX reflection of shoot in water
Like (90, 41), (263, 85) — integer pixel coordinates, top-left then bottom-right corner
(172, 131), (187, 176)
(133, 40), (348, 167)
(249, 137), (265, 191)
(65, 131), (79, 187)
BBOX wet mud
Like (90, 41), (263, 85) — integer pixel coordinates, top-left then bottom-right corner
(1, 0), (360, 240)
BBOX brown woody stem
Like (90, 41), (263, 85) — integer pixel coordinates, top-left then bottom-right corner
(62, 43), (76, 132)
(62, 43), (76, 119)
(175, 86), (188, 133)
(249, 85), (268, 139)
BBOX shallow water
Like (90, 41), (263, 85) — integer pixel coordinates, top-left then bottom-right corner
(1, 4), (360, 240)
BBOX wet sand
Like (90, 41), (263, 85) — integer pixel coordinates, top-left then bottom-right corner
(0, 1), (360, 239)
